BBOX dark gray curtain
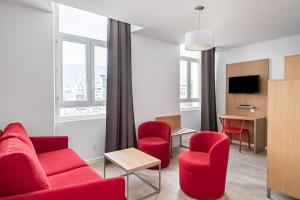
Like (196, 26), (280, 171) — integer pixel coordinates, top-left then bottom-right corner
(201, 47), (218, 131)
(105, 19), (137, 153)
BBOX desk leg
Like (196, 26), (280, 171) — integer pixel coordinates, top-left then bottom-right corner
(254, 118), (266, 154)
(267, 188), (271, 198)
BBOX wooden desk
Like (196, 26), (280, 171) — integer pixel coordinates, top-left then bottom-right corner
(218, 114), (266, 153)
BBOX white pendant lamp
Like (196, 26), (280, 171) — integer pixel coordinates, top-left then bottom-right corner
(185, 6), (214, 51)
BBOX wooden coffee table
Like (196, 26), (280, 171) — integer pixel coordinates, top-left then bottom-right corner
(104, 148), (161, 200)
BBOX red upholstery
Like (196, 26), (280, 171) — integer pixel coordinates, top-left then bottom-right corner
(179, 132), (230, 200)
(1, 123), (35, 150)
(220, 118), (251, 153)
(0, 122), (126, 200)
(30, 136), (68, 153)
(137, 121), (171, 168)
(138, 137), (168, 147)
(38, 148), (87, 176)
(48, 166), (103, 188)
(0, 138), (50, 197)
(0, 177), (126, 200)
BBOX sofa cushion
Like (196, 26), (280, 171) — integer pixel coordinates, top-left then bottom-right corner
(48, 166), (103, 188)
(38, 148), (87, 176)
(0, 138), (50, 197)
(1, 122), (35, 151)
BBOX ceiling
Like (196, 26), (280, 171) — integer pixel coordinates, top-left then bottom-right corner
(7, 0), (53, 12)
(11, 0), (300, 49)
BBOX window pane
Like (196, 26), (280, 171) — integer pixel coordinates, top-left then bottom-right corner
(94, 46), (107, 101)
(60, 106), (106, 117)
(191, 62), (200, 98)
(62, 41), (87, 101)
(59, 4), (107, 41)
(180, 60), (188, 99)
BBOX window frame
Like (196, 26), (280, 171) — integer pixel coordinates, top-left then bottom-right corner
(180, 56), (200, 108)
(54, 4), (107, 119)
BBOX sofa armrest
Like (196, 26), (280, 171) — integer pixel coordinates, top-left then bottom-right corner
(30, 136), (68, 153)
(1, 177), (126, 200)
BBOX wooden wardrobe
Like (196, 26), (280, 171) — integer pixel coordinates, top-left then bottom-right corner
(267, 55), (300, 199)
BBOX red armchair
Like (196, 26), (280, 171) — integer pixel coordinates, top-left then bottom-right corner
(0, 122), (126, 200)
(137, 121), (171, 168)
(178, 131), (230, 199)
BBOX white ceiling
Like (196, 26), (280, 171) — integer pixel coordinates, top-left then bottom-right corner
(12, 0), (300, 49)
(7, 0), (53, 12)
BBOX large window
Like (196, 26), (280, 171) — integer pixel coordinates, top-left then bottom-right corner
(55, 4), (107, 119)
(180, 44), (200, 110)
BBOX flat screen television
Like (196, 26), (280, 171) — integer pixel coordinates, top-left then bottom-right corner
(229, 75), (260, 94)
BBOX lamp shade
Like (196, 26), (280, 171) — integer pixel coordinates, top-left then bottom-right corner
(185, 29), (214, 51)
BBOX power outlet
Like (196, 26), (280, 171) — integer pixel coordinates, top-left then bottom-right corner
(250, 108), (255, 113)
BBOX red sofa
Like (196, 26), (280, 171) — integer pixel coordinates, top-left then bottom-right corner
(137, 121), (171, 168)
(0, 123), (126, 200)
(178, 132), (230, 199)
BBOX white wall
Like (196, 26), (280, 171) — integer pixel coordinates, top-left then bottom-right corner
(0, 1), (54, 135)
(131, 34), (180, 126)
(55, 119), (106, 161)
(216, 34), (300, 116)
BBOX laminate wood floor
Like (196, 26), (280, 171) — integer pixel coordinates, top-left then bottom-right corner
(92, 141), (295, 200)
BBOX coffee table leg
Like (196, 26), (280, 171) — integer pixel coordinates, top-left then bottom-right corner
(158, 164), (161, 192)
(180, 135), (182, 147)
(126, 174), (130, 199)
(103, 157), (106, 178)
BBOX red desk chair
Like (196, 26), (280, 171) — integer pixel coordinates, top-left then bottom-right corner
(220, 117), (251, 153)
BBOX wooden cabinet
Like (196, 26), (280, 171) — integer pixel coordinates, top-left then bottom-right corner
(267, 80), (300, 199)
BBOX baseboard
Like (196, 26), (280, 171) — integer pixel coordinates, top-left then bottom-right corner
(86, 156), (104, 165)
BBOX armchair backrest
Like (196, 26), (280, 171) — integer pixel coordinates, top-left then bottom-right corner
(138, 121), (171, 142)
(209, 135), (230, 167)
(189, 131), (229, 167)
(189, 131), (225, 153)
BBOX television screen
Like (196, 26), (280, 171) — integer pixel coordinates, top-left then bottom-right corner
(229, 75), (260, 94)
